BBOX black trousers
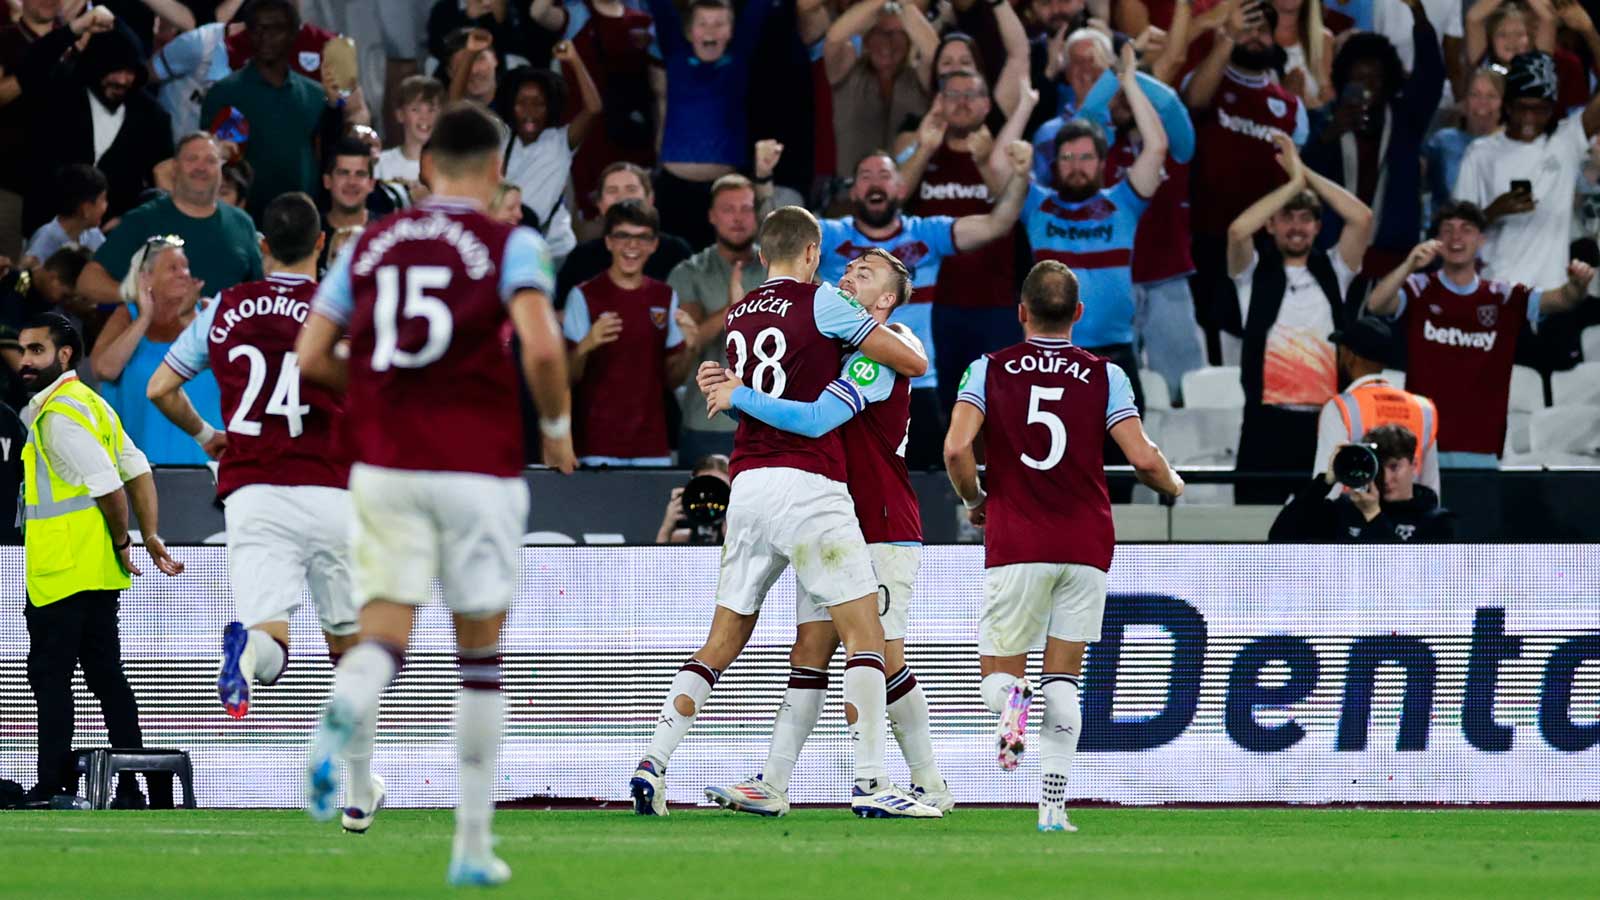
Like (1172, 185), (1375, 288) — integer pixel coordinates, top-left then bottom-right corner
(653, 169), (715, 251)
(24, 589), (145, 795)
(906, 387), (947, 471)
(1235, 404), (1320, 505)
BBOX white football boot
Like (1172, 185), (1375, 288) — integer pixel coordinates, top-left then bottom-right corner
(342, 774), (386, 834)
(850, 782), (943, 818)
(629, 758), (669, 816)
(908, 780), (955, 814)
(1037, 804), (1079, 833)
(705, 777), (790, 817)
(304, 702), (356, 822)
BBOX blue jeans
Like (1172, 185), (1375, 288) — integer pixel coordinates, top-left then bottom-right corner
(1135, 276), (1207, 404)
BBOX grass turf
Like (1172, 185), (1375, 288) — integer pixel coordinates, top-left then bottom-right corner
(3, 808), (1596, 899)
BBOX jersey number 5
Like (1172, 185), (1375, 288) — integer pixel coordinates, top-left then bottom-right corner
(726, 327), (788, 396)
(373, 265), (454, 372)
(227, 346), (310, 438)
(1022, 385), (1067, 471)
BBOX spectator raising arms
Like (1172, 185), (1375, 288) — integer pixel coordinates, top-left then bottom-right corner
(827, 0), (939, 184)
(644, 0), (774, 248)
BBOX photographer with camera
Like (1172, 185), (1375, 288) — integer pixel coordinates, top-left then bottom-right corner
(655, 454), (731, 544)
(1270, 424), (1454, 542)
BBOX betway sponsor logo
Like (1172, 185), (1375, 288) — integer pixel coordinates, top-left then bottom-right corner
(1424, 319), (1497, 352)
(920, 181), (989, 202)
(1217, 109), (1287, 143)
(1046, 222), (1114, 242)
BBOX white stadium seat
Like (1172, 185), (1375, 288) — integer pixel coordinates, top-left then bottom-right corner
(1181, 366), (1245, 409)
(1503, 411), (1532, 456)
(1550, 362), (1600, 407)
(1149, 408), (1243, 466)
(1528, 406), (1600, 459)
(1140, 369), (1172, 411)
(1582, 324), (1600, 363)
(1507, 364), (1545, 412)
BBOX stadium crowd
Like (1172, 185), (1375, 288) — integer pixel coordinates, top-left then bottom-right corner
(1, 0), (1598, 503)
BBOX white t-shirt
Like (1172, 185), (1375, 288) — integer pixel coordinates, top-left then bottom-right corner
(1234, 249), (1359, 409)
(1374, 0), (1462, 74)
(503, 124), (576, 259)
(374, 146), (420, 183)
(1453, 113), (1589, 292)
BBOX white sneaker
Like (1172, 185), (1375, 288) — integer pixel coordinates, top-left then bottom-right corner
(1037, 804), (1078, 833)
(909, 780), (955, 814)
(850, 783), (943, 819)
(304, 702), (355, 822)
(629, 758), (669, 816)
(997, 679), (1034, 771)
(342, 774), (386, 834)
(705, 777), (790, 817)
(446, 852), (512, 887)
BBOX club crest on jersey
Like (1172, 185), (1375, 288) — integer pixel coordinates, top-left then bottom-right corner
(849, 358), (881, 387)
(1266, 97), (1287, 118)
(1477, 304), (1499, 327)
(299, 51), (322, 72)
(650, 306), (668, 329)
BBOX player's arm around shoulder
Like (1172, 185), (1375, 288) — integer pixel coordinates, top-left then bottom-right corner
(858, 318), (928, 379)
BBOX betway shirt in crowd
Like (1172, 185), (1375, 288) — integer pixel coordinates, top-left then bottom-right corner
(1390, 271), (1540, 455)
(164, 273), (349, 499)
(910, 143), (1017, 311)
(312, 197), (555, 477)
(561, 273), (685, 463)
(819, 215), (956, 389)
(1233, 249), (1357, 409)
(726, 277), (878, 483)
(957, 338), (1138, 571)
(1189, 67), (1309, 239)
(1020, 180), (1150, 347)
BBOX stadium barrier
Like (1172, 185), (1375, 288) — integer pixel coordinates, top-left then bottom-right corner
(2, 545), (1595, 807)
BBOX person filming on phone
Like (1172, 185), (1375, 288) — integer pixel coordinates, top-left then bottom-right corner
(1270, 423), (1454, 542)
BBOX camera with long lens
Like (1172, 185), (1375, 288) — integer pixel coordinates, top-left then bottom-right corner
(1332, 443), (1380, 489)
(680, 475), (731, 545)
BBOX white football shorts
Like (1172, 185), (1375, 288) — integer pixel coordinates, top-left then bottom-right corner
(979, 562), (1108, 656)
(797, 543), (919, 640)
(715, 467), (878, 616)
(348, 463), (529, 618)
(224, 484), (357, 635)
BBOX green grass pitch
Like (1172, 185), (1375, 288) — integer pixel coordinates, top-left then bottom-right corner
(5, 808), (1597, 898)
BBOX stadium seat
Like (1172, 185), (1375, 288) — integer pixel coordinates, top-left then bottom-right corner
(1582, 324), (1600, 362)
(1170, 505), (1278, 540)
(1527, 406), (1600, 459)
(1140, 369), (1172, 411)
(1151, 408), (1243, 465)
(1504, 411), (1532, 456)
(1113, 505), (1168, 540)
(1381, 368), (1406, 388)
(1180, 366), (1245, 409)
(1550, 362), (1600, 407)
(1507, 365), (1545, 412)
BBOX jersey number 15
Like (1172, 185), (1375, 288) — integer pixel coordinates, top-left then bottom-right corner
(373, 265), (454, 372)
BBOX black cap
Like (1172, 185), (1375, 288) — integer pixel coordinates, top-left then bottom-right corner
(1505, 51), (1559, 104)
(1329, 316), (1393, 365)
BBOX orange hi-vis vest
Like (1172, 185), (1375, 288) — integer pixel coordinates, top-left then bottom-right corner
(1332, 378), (1437, 469)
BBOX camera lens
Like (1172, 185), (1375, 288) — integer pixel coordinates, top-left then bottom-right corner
(1332, 444), (1380, 489)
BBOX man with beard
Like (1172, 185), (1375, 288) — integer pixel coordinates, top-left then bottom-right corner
(1226, 134), (1373, 503)
(200, 0), (330, 220)
(18, 5), (173, 232)
(1012, 42), (1166, 418)
(668, 174), (769, 461)
(77, 133), (262, 306)
(900, 69), (1026, 413)
(818, 145), (1029, 468)
(1185, 0), (1308, 361)
(17, 312), (183, 807)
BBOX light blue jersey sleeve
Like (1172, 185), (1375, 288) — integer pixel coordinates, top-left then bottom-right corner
(1079, 71), (1194, 163)
(906, 214), (958, 259)
(561, 286), (591, 344)
(152, 24), (209, 80)
(817, 219), (850, 281)
(1023, 180), (1051, 223)
(1109, 178), (1152, 218)
(813, 282), (878, 347)
(665, 291), (685, 350)
(161, 296), (218, 380)
(955, 355), (989, 413)
(501, 226), (556, 302)
(1032, 118), (1063, 184)
(1106, 363), (1139, 429)
(1292, 101), (1310, 146)
(728, 350), (893, 438)
(311, 242), (356, 326)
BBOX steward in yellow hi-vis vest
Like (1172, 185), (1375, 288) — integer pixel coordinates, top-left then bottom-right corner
(16, 315), (184, 806)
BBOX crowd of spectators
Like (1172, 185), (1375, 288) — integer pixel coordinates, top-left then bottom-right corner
(0, 0), (1597, 504)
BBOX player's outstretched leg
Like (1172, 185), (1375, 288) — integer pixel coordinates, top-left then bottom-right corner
(447, 641), (510, 886)
(218, 622), (288, 719)
(887, 664), (953, 813)
(980, 665), (1032, 771)
(632, 658), (720, 816)
(706, 660), (828, 817)
(1037, 672), (1082, 833)
(306, 602), (412, 823)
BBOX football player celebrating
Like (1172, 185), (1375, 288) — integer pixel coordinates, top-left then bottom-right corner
(699, 248), (953, 816)
(628, 207), (940, 819)
(147, 192), (357, 727)
(295, 102), (575, 886)
(944, 260), (1183, 833)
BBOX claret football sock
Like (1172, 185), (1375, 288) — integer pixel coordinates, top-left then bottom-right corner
(844, 652), (887, 787)
(980, 672), (1020, 715)
(247, 629), (287, 685)
(644, 659), (720, 769)
(887, 666), (943, 790)
(1038, 673), (1083, 807)
(762, 667), (828, 792)
(456, 647), (504, 857)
